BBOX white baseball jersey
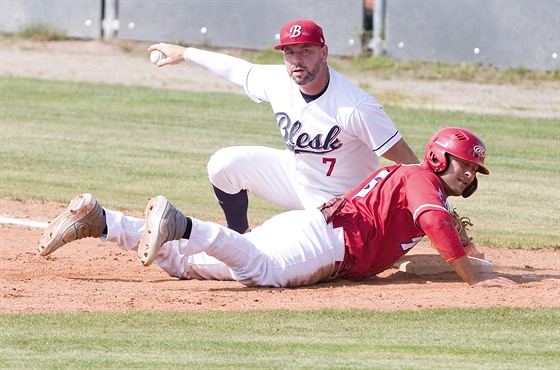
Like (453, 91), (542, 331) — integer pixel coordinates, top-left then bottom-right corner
(244, 65), (401, 195)
(184, 47), (402, 207)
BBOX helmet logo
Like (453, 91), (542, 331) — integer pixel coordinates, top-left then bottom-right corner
(451, 133), (468, 141)
(472, 145), (485, 158)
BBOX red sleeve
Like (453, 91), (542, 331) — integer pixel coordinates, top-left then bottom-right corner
(417, 210), (466, 263)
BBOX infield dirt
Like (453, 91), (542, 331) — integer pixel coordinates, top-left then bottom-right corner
(1, 38), (559, 313)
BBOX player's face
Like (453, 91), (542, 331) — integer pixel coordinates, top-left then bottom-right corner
(283, 44), (327, 86)
(440, 155), (479, 197)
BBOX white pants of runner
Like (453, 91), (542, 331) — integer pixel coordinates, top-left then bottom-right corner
(102, 207), (345, 288)
(207, 146), (336, 209)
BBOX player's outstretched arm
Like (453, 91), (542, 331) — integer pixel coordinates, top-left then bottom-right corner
(148, 44), (253, 87)
(419, 211), (516, 288)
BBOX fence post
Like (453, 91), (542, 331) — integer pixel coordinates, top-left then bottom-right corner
(102, 0), (118, 40)
(372, 0), (385, 56)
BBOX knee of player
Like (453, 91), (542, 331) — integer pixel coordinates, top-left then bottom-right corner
(207, 147), (241, 183)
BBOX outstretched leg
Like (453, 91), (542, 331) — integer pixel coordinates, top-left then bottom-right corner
(139, 195), (345, 287)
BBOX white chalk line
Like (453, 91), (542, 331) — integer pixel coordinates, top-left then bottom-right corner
(0, 216), (48, 228)
(504, 273), (560, 282)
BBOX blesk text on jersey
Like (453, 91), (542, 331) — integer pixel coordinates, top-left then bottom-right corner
(276, 113), (343, 154)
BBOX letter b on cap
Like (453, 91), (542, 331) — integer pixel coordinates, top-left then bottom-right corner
(289, 25), (302, 38)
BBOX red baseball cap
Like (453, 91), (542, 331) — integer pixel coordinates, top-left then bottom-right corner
(274, 19), (325, 50)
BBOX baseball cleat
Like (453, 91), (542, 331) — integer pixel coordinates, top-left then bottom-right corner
(138, 195), (187, 266)
(38, 193), (106, 256)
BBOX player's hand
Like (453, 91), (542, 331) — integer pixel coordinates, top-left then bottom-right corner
(472, 275), (517, 288)
(148, 43), (187, 67)
(464, 242), (485, 260)
(449, 256), (516, 288)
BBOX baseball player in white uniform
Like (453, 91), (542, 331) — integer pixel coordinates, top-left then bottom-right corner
(148, 19), (419, 233)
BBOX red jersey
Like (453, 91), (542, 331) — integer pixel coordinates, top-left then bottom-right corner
(332, 163), (465, 281)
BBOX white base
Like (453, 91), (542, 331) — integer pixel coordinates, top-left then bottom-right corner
(394, 255), (493, 275)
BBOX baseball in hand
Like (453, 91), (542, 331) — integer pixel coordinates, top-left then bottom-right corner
(150, 50), (164, 64)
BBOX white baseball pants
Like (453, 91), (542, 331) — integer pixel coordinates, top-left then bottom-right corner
(103, 207), (345, 288)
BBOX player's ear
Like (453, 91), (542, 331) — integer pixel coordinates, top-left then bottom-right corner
(322, 45), (328, 60)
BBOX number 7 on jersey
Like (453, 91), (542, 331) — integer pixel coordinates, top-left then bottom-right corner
(323, 157), (336, 176)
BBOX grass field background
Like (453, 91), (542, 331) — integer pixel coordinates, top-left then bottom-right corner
(1, 77), (558, 248)
(1, 308), (559, 368)
(1, 76), (559, 368)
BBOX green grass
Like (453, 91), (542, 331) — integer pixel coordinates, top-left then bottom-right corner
(1, 77), (559, 369)
(0, 77), (284, 224)
(1, 76), (558, 246)
(1, 308), (558, 368)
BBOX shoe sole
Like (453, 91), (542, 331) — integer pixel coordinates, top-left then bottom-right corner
(138, 195), (169, 266)
(38, 193), (97, 256)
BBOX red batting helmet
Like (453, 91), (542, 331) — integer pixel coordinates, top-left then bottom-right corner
(425, 127), (489, 198)
(424, 127), (489, 175)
